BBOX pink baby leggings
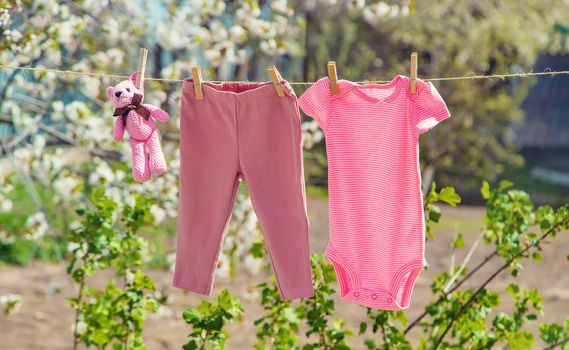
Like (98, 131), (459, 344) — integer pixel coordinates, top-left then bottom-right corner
(173, 78), (314, 300)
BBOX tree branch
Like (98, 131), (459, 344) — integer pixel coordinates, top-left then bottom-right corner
(37, 122), (123, 160)
(542, 337), (569, 350)
(432, 218), (568, 349)
(404, 250), (498, 334)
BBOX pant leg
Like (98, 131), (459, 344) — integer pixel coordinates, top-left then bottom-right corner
(173, 92), (240, 296)
(236, 94), (314, 300)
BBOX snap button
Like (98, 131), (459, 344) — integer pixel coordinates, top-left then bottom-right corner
(354, 292), (360, 297)
(371, 294), (377, 300)
(387, 297), (393, 303)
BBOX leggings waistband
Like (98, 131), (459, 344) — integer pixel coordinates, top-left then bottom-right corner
(182, 78), (296, 102)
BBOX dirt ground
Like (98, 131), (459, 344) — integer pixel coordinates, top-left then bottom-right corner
(1, 197), (568, 349)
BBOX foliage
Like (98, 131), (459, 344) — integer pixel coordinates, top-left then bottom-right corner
(540, 320), (569, 350)
(360, 309), (410, 350)
(254, 274), (301, 349)
(191, 181), (569, 350)
(1, 1), (569, 349)
(407, 182), (568, 349)
(424, 183), (461, 239)
(181, 289), (244, 350)
(296, 254), (354, 350)
(253, 254), (354, 350)
(66, 189), (161, 350)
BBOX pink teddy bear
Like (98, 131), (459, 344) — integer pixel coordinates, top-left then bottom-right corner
(106, 72), (169, 182)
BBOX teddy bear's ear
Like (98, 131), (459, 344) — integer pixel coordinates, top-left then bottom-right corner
(129, 72), (137, 84)
(106, 87), (115, 100)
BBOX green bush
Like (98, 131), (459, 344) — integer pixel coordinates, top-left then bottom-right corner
(52, 181), (569, 349)
(180, 181), (569, 350)
(66, 189), (162, 350)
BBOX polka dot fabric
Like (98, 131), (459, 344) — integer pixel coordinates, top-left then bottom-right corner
(298, 75), (451, 310)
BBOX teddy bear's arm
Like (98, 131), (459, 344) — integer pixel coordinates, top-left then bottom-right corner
(113, 117), (125, 141)
(143, 104), (170, 123)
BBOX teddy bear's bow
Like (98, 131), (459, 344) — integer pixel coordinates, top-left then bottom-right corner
(113, 92), (151, 125)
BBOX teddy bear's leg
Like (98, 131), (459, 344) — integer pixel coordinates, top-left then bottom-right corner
(130, 139), (151, 182)
(147, 131), (167, 175)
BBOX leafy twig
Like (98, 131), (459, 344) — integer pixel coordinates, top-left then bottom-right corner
(72, 280), (85, 350)
(380, 322), (390, 350)
(404, 249), (498, 334)
(542, 337), (569, 350)
(432, 218), (568, 349)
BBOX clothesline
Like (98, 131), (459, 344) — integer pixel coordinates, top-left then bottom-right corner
(1, 64), (569, 85)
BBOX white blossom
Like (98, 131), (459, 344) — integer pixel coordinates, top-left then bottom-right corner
(2, 0), (307, 285)
(25, 211), (49, 240)
(53, 174), (79, 200)
(244, 255), (263, 275)
(229, 25), (247, 43)
(1, 199), (13, 212)
(150, 204), (166, 224)
(125, 270), (135, 285)
(0, 294), (22, 315)
(0, 231), (15, 244)
(74, 320), (86, 335)
(51, 101), (64, 120)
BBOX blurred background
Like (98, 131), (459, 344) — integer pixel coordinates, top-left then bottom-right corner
(1, 1), (568, 349)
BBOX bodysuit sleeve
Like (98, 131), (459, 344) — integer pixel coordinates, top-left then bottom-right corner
(298, 77), (332, 131)
(409, 79), (451, 137)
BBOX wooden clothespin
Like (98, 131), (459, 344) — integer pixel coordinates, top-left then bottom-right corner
(135, 48), (148, 89)
(327, 61), (339, 95)
(268, 65), (285, 97)
(410, 52), (418, 94)
(191, 65), (204, 100)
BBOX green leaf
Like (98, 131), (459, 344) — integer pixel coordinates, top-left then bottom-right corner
(506, 283), (519, 296)
(218, 289), (233, 311)
(283, 307), (299, 324)
(438, 187), (461, 206)
(250, 242), (265, 258)
(481, 181), (491, 199)
(532, 251), (544, 263)
(183, 309), (201, 323)
(451, 233), (465, 249)
(364, 339), (377, 349)
(182, 340), (198, 350)
(508, 331), (534, 349)
(498, 180), (514, 191)
(428, 205), (442, 223)
(359, 322), (367, 334)
(208, 315), (224, 331)
(322, 262), (337, 283)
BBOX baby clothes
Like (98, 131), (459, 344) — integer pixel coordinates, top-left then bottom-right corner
(174, 78), (314, 300)
(298, 75), (450, 310)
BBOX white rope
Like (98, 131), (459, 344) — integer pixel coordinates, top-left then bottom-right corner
(1, 64), (568, 85)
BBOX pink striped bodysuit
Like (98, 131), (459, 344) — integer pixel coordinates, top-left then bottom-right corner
(298, 75), (450, 310)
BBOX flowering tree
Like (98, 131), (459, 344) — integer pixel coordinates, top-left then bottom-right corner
(0, 0), (318, 276)
(1, 1), (569, 349)
(0, 0), (321, 328)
